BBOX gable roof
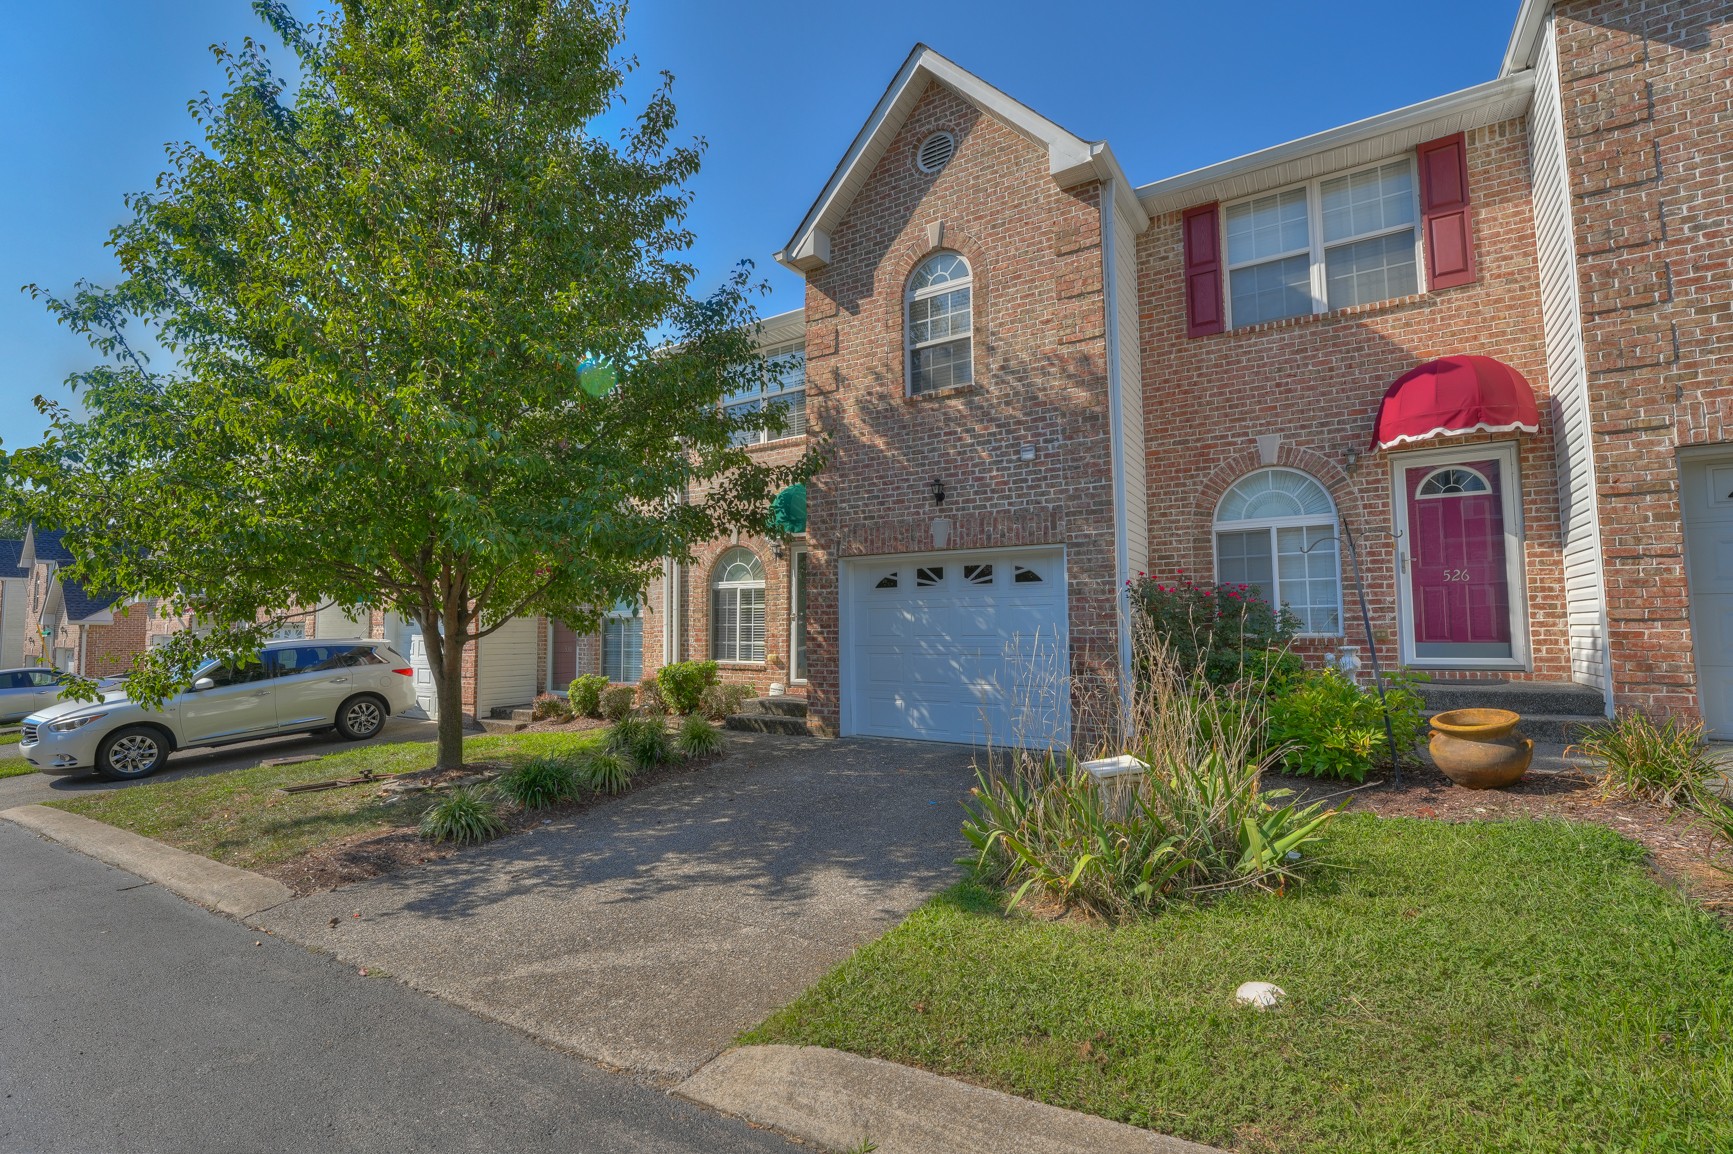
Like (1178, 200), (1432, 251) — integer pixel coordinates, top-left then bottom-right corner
(0, 538), (25, 578)
(43, 573), (122, 626)
(19, 525), (75, 571)
(777, 44), (1146, 274)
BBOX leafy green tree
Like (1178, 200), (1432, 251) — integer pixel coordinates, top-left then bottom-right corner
(3, 0), (811, 768)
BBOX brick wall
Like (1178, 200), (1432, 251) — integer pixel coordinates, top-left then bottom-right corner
(1555, 0), (1733, 716)
(1138, 117), (1569, 680)
(800, 81), (1120, 737)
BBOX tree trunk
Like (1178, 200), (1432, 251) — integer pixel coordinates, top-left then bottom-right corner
(420, 612), (470, 770)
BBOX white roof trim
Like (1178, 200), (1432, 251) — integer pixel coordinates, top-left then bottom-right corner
(777, 45), (1146, 274)
(755, 307), (806, 349)
(1134, 72), (1536, 216)
(1503, 0), (1550, 76)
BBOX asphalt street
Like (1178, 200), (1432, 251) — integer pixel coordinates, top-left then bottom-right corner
(0, 822), (795, 1154)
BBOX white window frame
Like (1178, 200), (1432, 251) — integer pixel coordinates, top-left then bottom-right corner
(1211, 467), (1345, 638)
(710, 548), (766, 665)
(723, 340), (806, 447)
(601, 603), (642, 684)
(1223, 156), (1425, 329)
(904, 252), (973, 397)
(789, 547), (809, 684)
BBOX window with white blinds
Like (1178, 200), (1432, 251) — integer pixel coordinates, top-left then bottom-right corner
(710, 548), (765, 663)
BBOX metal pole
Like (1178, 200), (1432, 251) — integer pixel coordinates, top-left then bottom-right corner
(1340, 520), (1402, 787)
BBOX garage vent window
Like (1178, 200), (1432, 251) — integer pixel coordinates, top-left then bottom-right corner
(711, 548), (766, 663)
(1013, 565), (1043, 584)
(875, 572), (900, 590)
(964, 564), (993, 585)
(915, 567), (944, 587)
(916, 131), (955, 174)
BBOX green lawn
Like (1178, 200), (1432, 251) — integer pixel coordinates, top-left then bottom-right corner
(47, 730), (605, 869)
(0, 730), (23, 746)
(745, 816), (1733, 1153)
(0, 758), (33, 778)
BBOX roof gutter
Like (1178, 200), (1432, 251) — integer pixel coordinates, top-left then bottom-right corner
(1503, 0), (1550, 77)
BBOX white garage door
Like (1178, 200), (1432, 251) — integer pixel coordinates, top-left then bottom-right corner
(844, 549), (1069, 747)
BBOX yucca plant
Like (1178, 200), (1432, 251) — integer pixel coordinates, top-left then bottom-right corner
(419, 786), (507, 844)
(674, 713), (726, 758)
(583, 752), (634, 795)
(1571, 710), (1717, 807)
(606, 715), (674, 768)
(496, 756), (579, 809)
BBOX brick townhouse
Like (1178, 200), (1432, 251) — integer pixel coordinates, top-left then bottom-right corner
(512, 0), (1733, 747)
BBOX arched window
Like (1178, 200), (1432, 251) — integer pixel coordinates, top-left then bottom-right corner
(1214, 468), (1342, 634)
(906, 252), (972, 395)
(711, 547), (765, 663)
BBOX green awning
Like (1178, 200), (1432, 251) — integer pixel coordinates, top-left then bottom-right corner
(770, 483), (807, 535)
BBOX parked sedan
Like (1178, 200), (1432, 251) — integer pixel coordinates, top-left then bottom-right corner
(0, 668), (71, 724)
(19, 639), (418, 781)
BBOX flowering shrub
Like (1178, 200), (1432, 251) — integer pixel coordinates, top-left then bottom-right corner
(1264, 667), (1428, 781)
(1128, 573), (1301, 687)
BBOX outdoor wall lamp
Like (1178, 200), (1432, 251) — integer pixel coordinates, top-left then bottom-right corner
(770, 540), (786, 560)
(930, 477), (946, 506)
(1343, 447), (1361, 475)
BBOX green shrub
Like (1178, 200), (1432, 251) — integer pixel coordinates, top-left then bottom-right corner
(699, 681), (754, 721)
(569, 674), (609, 718)
(583, 752), (633, 795)
(637, 677), (668, 716)
(1128, 574), (1301, 686)
(530, 693), (572, 722)
(1572, 710), (1718, 807)
(658, 660), (721, 715)
(1264, 667), (1427, 782)
(419, 787), (508, 844)
(606, 714), (674, 768)
(598, 684), (637, 721)
(674, 713), (726, 758)
(496, 756), (579, 809)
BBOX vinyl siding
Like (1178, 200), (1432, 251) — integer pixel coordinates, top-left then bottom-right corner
(1532, 18), (1611, 701)
(1114, 199), (1149, 579)
(0, 579), (26, 668)
(474, 615), (539, 715)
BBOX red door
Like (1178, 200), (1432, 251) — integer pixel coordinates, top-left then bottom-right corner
(1405, 459), (1512, 661)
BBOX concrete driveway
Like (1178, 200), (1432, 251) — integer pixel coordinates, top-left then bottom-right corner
(0, 715), (437, 809)
(260, 733), (978, 1079)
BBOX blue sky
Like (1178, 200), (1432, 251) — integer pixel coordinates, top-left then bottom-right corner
(1, 1), (1520, 449)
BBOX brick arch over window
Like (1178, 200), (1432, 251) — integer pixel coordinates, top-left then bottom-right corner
(1190, 446), (1360, 568)
(882, 227), (989, 398)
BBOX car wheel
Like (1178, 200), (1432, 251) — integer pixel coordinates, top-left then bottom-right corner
(96, 726), (169, 781)
(335, 695), (387, 741)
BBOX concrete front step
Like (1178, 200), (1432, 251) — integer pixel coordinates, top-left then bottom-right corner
(724, 712), (811, 736)
(478, 717), (528, 735)
(1446, 712), (1606, 745)
(1415, 679), (1606, 718)
(742, 695), (809, 719)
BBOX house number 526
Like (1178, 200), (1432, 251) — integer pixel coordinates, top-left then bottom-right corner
(1442, 569), (1472, 582)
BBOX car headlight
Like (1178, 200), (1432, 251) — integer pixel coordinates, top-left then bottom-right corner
(47, 713), (107, 733)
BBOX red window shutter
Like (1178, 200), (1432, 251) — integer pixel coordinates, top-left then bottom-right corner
(1182, 202), (1224, 337)
(1417, 133), (1476, 289)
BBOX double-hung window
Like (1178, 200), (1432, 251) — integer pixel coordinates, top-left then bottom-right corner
(602, 602), (642, 683)
(723, 341), (806, 446)
(1224, 158), (1421, 327)
(906, 252), (972, 395)
(710, 548), (765, 663)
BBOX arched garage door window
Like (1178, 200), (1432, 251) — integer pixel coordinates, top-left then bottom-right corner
(1214, 467), (1342, 635)
(711, 548), (765, 663)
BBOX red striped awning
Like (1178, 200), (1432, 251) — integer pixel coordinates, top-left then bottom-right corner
(1370, 355), (1539, 450)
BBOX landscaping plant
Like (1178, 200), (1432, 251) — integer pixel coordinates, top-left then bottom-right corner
(637, 677), (669, 716)
(582, 752), (634, 795)
(699, 681), (755, 721)
(1572, 709), (1719, 807)
(419, 787), (507, 845)
(496, 756), (579, 809)
(674, 713), (726, 759)
(1127, 574), (1300, 686)
(569, 675), (610, 719)
(530, 694), (572, 723)
(598, 685), (637, 722)
(1264, 666), (1427, 782)
(658, 660), (721, 715)
(606, 715), (675, 768)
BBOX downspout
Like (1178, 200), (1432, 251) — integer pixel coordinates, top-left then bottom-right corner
(1098, 188), (1134, 744)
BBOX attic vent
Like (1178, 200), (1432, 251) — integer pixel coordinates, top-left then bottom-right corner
(915, 132), (956, 174)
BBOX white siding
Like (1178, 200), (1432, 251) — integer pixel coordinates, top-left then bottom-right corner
(313, 601), (369, 639)
(0, 579), (26, 668)
(474, 615), (539, 715)
(1113, 199), (1149, 579)
(1532, 19), (1612, 704)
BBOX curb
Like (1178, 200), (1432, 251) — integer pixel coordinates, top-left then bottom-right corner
(1, 805), (292, 920)
(675, 1044), (1226, 1154)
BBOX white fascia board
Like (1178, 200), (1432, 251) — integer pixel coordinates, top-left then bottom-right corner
(1053, 140), (1150, 233)
(777, 44), (1118, 273)
(40, 577), (63, 626)
(1134, 72), (1536, 216)
(18, 524), (35, 572)
(1503, 0), (1550, 76)
(755, 307), (807, 349)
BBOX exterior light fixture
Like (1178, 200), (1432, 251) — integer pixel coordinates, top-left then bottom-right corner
(930, 478), (945, 506)
(1343, 447), (1360, 474)
(1019, 444), (1036, 462)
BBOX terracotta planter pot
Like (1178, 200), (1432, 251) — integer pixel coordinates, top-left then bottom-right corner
(1428, 708), (1532, 789)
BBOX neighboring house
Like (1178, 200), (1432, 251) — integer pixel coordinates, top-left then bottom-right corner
(540, 0), (1733, 747)
(15, 527), (151, 678)
(0, 538), (29, 668)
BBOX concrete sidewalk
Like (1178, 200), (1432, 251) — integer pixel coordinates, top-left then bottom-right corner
(260, 733), (977, 1078)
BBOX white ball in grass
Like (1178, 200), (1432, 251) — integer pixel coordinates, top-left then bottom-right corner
(1234, 981), (1285, 1009)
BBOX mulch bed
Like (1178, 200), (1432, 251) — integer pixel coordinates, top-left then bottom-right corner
(517, 715), (610, 734)
(258, 754), (719, 895)
(1271, 759), (1733, 917)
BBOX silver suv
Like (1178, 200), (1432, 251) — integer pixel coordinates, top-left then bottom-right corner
(20, 639), (418, 781)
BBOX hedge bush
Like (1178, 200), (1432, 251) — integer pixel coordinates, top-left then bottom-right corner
(658, 660), (720, 715)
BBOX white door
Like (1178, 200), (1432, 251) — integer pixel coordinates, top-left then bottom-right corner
(398, 620), (438, 718)
(1683, 452), (1733, 738)
(843, 548), (1068, 747)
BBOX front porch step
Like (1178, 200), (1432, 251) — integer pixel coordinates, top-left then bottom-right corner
(742, 695), (809, 719)
(489, 702), (535, 722)
(1414, 679), (1606, 719)
(724, 712), (811, 736)
(478, 717), (528, 735)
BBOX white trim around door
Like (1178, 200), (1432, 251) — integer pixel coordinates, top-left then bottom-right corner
(1390, 440), (1531, 670)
